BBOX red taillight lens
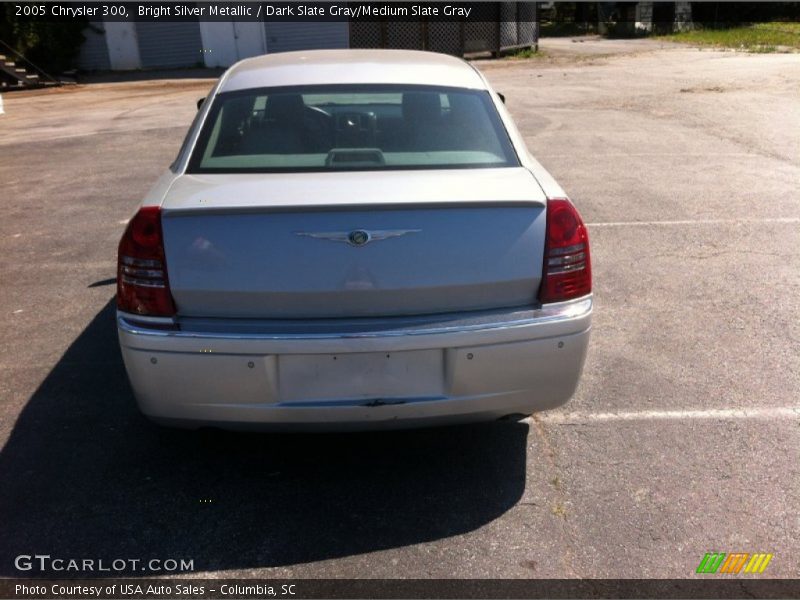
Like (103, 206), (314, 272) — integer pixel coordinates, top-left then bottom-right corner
(117, 206), (177, 317)
(539, 198), (592, 303)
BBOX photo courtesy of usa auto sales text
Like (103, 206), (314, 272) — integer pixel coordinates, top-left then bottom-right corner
(16, 584), (203, 597)
(15, 584), (298, 597)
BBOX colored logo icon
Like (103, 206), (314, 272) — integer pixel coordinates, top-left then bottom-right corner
(696, 553), (773, 574)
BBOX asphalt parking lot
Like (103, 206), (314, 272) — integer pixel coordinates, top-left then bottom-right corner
(0, 38), (798, 579)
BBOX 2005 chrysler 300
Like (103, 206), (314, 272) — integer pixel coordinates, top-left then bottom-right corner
(116, 49), (592, 431)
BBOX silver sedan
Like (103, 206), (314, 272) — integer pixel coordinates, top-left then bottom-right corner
(116, 49), (592, 430)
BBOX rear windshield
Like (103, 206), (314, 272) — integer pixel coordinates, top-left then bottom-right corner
(186, 84), (518, 173)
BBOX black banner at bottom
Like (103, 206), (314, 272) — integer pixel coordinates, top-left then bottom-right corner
(2, 579), (800, 599)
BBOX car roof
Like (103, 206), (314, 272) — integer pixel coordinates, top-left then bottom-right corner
(217, 49), (488, 93)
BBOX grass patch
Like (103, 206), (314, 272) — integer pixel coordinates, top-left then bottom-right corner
(657, 22), (800, 52)
(551, 503), (568, 519)
(505, 48), (546, 60)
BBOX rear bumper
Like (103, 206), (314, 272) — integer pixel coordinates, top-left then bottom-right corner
(117, 296), (592, 431)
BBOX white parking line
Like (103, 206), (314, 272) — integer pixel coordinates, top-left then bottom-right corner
(532, 407), (799, 425)
(587, 217), (800, 227)
(538, 153), (769, 158)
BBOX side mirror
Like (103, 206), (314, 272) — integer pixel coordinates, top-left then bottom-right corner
(497, 92), (506, 104)
(196, 97), (205, 110)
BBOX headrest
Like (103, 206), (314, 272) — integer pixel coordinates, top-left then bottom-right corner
(402, 92), (441, 121)
(265, 94), (305, 121)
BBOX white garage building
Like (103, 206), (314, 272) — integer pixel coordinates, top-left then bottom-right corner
(76, 4), (537, 71)
(78, 20), (350, 70)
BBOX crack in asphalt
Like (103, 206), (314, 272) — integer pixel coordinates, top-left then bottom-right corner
(529, 414), (581, 578)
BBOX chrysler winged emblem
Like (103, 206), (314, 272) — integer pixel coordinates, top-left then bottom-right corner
(295, 229), (421, 247)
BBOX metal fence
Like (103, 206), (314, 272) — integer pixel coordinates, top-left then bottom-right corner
(350, 2), (538, 56)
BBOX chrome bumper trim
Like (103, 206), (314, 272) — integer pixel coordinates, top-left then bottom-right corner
(117, 296), (592, 341)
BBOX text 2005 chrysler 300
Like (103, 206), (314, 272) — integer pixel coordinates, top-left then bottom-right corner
(116, 49), (592, 431)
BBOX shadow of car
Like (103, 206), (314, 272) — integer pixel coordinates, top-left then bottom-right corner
(0, 299), (528, 575)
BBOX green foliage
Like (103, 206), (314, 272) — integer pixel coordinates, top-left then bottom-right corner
(0, 5), (88, 74)
(505, 48), (545, 60)
(538, 1), (598, 37)
(657, 22), (800, 52)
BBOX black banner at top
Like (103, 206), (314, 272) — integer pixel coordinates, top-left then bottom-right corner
(7, 1), (800, 23)
(8, 2), (528, 22)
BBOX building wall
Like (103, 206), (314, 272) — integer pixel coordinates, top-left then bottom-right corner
(104, 21), (141, 69)
(76, 22), (111, 70)
(78, 20), (349, 70)
(199, 22), (267, 67)
(135, 22), (203, 68)
(80, 15), (540, 71)
(263, 22), (350, 53)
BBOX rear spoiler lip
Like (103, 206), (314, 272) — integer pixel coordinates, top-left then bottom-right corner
(160, 199), (547, 217)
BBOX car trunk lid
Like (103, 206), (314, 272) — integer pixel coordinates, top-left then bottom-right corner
(160, 168), (547, 318)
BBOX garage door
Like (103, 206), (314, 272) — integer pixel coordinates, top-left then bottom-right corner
(136, 22), (203, 68)
(263, 22), (349, 53)
(77, 22), (111, 70)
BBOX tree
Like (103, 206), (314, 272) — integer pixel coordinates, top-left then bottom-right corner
(0, 5), (87, 74)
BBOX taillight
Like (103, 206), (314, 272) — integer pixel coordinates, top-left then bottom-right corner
(117, 206), (177, 317)
(539, 198), (592, 303)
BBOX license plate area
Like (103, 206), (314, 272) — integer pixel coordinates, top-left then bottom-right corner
(278, 350), (444, 404)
